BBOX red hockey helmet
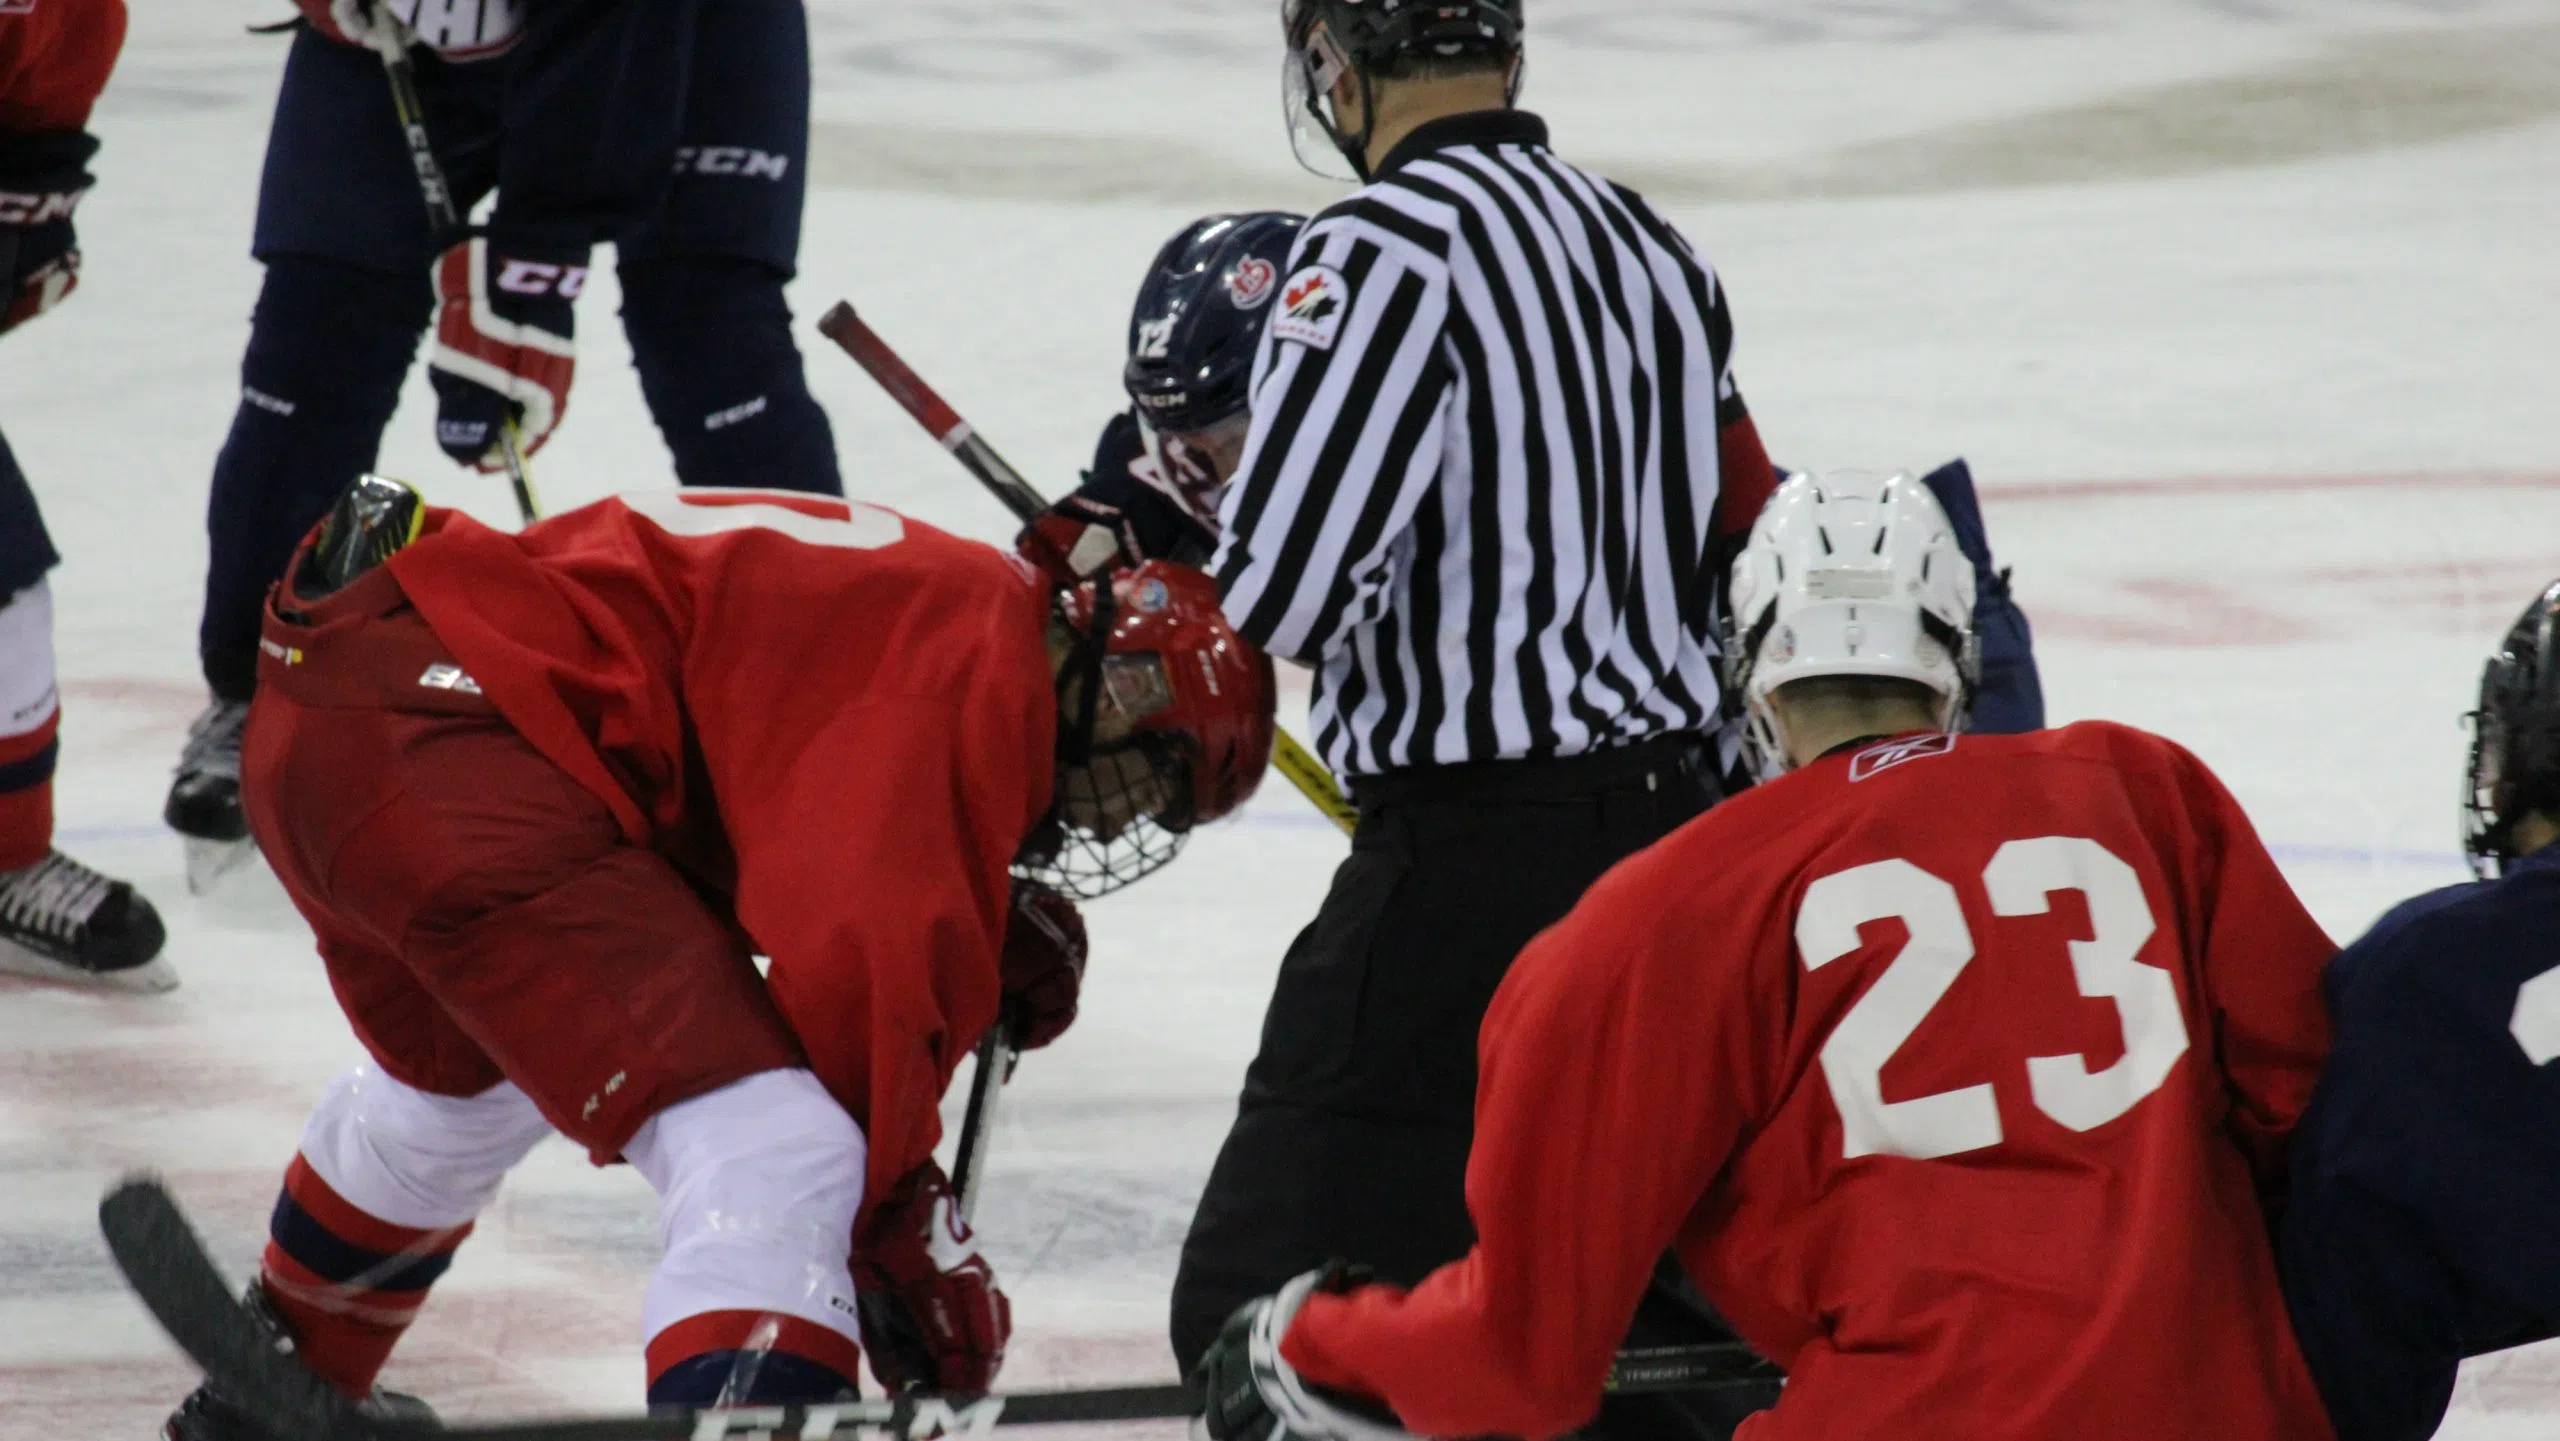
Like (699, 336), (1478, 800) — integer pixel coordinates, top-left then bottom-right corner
(1022, 561), (1277, 898)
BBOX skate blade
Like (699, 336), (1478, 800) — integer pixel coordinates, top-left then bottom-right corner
(0, 946), (179, 994)
(184, 836), (260, 896)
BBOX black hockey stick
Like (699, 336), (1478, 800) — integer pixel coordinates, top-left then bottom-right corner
(100, 1176), (1191, 1438)
(360, 1), (542, 526)
(104, 1176), (1773, 1441)
(948, 1004), (1014, 1226)
(812, 301), (1362, 838)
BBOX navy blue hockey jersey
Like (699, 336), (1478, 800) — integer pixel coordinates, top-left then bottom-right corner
(2280, 844), (2560, 1441)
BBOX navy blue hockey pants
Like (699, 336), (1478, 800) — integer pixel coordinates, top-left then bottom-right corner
(197, 1), (839, 701)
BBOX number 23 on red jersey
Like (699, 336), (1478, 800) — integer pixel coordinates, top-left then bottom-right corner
(1797, 836), (2189, 1161)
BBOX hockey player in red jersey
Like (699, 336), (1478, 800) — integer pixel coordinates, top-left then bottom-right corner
(1195, 470), (2337, 1441)
(163, 477), (1275, 1437)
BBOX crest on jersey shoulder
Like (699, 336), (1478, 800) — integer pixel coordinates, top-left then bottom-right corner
(1271, 265), (1349, 351)
(1849, 732), (1955, 782)
(1228, 257), (1278, 310)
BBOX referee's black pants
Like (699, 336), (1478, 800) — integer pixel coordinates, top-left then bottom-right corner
(1171, 733), (1780, 1440)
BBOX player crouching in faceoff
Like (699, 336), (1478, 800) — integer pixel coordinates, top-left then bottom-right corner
(2279, 578), (2560, 1441)
(163, 477), (1275, 1437)
(1195, 471), (2338, 1441)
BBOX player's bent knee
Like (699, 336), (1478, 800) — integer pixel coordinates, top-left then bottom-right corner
(242, 255), (432, 414)
(625, 1069), (868, 1402)
(293, 1063), (554, 1229)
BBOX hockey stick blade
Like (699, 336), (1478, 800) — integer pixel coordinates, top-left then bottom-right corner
(99, 1176), (378, 1441)
(105, 1176), (1197, 1439)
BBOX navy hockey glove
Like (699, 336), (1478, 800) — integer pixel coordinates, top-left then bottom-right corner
(429, 229), (584, 469)
(0, 132), (97, 338)
(1195, 1266), (1416, 1441)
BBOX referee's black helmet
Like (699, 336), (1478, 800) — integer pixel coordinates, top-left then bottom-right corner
(1284, 0), (1524, 179)
(1284, 0), (1523, 75)
(2466, 577), (2560, 876)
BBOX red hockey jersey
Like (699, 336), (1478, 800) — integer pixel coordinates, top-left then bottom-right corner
(0, 0), (125, 134)
(1283, 723), (2337, 1441)
(385, 491), (1056, 1209)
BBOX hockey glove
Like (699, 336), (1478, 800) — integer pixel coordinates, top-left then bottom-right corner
(1195, 1266), (1416, 1441)
(0, 132), (97, 338)
(294, 0), (525, 61)
(1018, 493), (1146, 586)
(851, 1160), (1010, 1394)
(428, 229), (584, 469)
(1001, 880), (1086, 1050)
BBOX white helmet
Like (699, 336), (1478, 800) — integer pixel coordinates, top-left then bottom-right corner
(1724, 470), (1978, 771)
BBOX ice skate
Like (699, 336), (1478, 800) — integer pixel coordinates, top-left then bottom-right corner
(159, 1286), (435, 1441)
(0, 848), (173, 992)
(165, 697), (253, 894)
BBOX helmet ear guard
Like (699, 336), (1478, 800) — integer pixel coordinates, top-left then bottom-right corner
(1721, 470), (1978, 776)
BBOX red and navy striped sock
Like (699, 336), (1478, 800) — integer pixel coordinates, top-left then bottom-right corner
(0, 706), (58, 872)
(258, 1155), (472, 1396)
(646, 1311), (865, 1405)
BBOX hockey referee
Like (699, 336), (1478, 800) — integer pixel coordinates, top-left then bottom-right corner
(1176, 2), (1783, 1436)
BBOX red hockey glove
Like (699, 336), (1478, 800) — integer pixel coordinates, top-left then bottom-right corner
(0, 133), (97, 338)
(852, 1160), (1011, 1394)
(1002, 881), (1087, 1051)
(428, 230), (583, 470)
(1017, 494), (1145, 586)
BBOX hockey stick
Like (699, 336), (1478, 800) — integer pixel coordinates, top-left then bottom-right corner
(361, 1), (543, 526)
(948, 1007), (1012, 1227)
(100, 1176), (1191, 1439)
(104, 1176), (1773, 1441)
(813, 301), (1363, 838)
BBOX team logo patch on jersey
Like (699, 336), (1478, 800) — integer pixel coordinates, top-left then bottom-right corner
(1227, 257), (1277, 310)
(1271, 265), (1349, 351)
(1849, 732), (1955, 782)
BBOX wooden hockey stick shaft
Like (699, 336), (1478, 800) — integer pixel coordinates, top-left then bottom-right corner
(365, 2), (542, 527)
(814, 301), (1360, 837)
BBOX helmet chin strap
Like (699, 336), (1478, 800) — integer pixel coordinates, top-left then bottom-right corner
(1055, 577), (1119, 768)
(1330, 65), (1378, 181)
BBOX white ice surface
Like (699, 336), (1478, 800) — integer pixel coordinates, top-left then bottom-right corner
(4, 0), (2559, 1434)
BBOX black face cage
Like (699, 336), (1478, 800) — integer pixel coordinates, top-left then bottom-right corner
(1012, 585), (1204, 901)
(2464, 586), (2560, 878)
(1015, 736), (1200, 901)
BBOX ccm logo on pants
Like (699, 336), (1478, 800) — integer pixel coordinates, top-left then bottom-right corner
(673, 146), (791, 180)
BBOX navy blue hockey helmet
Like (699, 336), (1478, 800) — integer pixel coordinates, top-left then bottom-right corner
(1123, 212), (1306, 438)
(2465, 577), (2560, 876)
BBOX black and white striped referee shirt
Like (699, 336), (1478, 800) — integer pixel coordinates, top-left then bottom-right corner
(1212, 110), (1777, 779)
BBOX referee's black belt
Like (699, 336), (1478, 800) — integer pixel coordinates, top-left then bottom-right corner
(1348, 732), (1715, 810)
